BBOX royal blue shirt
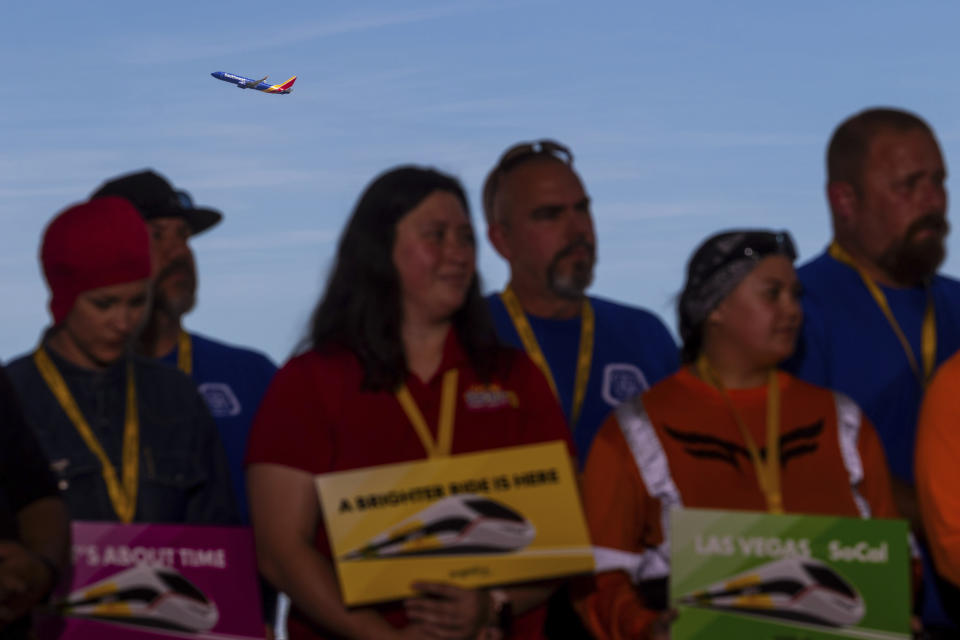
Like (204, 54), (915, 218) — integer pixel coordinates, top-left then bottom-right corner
(163, 332), (276, 523)
(787, 249), (960, 629)
(785, 250), (960, 484)
(486, 294), (679, 467)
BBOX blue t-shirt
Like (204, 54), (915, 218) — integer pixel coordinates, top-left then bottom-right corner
(785, 250), (960, 484)
(486, 294), (679, 467)
(162, 331), (276, 523)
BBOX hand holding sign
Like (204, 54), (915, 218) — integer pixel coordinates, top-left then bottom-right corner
(0, 540), (55, 625)
(405, 581), (491, 639)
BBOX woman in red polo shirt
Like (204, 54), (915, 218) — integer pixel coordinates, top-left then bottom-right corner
(246, 166), (572, 640)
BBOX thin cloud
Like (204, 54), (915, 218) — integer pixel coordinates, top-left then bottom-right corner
(598, 200), (772, 222)
(198, 229), (338, 252)
(0, 149), (125, 185)
(575, 128), (819, 150)
(183, 168), (327, 190)
(126, 4), (490, 64)
(672, 130), (819, 147)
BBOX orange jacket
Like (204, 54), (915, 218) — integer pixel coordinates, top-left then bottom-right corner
(577, 368), (899, 639)
(917, 350), (960, 589)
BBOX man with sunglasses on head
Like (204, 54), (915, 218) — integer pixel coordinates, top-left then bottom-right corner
(483, 140), (679, 470)
(483, 141), (679, 638)
(784, 108), (960, 635)
(90, 171), (277, 527)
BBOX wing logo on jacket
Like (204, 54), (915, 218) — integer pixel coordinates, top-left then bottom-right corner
(662, 420), (824, 471)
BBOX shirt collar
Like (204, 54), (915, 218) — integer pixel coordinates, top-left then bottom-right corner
(41, 333), (129, 382)
(410, 327), (468, 386)
(440, 327), (469, 368)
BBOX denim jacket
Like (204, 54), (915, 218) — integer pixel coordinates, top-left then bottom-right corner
(5, 347), (237, 525)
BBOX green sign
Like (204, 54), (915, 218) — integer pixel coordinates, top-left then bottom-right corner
(670, 508), (910, 640)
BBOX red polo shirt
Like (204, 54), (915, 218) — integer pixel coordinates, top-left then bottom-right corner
(246, 331), (574, 639)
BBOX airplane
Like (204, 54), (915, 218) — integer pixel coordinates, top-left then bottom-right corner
(210, 71), (296, 94)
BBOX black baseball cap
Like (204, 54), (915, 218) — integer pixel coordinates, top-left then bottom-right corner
(90, 170), (222, 235)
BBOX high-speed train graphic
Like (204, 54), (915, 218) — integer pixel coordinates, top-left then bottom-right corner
(344, 494), (536, 559)
(57, 565), (219, 632)
(680, 556), (865, 627)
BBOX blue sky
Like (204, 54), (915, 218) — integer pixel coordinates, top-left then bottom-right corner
(4, 2), (960, 363)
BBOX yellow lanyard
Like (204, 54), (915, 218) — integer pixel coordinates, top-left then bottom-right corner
(395, 369), (458, 458)
(697, 357), (783, 514)
(829, 242), (936, 386)
(829, 241), (937, 387)
(177, 330), (192, 376)
(500, 287), (594, 429)
(34, 347), (139, 523)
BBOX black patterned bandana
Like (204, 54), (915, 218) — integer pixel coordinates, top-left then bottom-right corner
(679, 230), (797, 344)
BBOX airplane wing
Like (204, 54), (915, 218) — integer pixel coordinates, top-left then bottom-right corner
(238, 75), (267, 88)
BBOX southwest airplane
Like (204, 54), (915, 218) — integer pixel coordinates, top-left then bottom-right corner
(211, 71), (296, 94)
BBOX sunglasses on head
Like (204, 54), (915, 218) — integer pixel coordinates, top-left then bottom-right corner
(495, 139), (573, 174)
(483, 140), (573, 215)
(698, 231), (798, 282)
(738, 231), (797, 262)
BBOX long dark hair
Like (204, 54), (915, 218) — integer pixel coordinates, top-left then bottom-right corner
(303, 166), (499, 390)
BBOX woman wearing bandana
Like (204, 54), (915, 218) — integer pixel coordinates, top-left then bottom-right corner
(576, 230), (899, 639)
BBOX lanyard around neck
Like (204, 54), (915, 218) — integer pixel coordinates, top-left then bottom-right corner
(829, 242), (936, 386)
(696, 356), (783, 514)
(34, 347), (139, 523)
(177, 330), (192, 376)
(395, 369), (458, 458)
(500, 287), (594, 429)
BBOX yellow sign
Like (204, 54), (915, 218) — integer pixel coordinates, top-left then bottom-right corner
(315, 441), (594, 606)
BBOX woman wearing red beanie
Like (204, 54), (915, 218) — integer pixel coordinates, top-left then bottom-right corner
(4, 197), (237, 525)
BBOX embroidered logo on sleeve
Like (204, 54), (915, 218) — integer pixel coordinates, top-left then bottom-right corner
(602, 363), (649, 406)
(198, 382), (243, 417)
(463, 384), (519, 410)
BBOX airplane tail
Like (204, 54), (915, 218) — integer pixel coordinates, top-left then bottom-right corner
(274, 76), (297, 92)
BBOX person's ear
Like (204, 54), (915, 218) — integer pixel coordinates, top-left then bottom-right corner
(487, 218), (512, 261)
(827, 181), (859, 228)
(706, 301), (725, 327)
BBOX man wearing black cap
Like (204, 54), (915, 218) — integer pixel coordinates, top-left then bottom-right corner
(90, 171), (277, 526)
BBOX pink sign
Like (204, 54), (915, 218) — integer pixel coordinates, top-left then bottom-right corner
(35, 521), (265, 640)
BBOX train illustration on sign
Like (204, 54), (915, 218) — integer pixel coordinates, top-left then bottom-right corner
(343, 494), (536, 559)
(680, 556), (866, 627)
(56, 565), (219, 632)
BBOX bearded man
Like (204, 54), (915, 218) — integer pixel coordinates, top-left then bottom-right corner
(785, 107), (960, 636)
(90, 171), (276, 525)
(482, 140), (678, 468)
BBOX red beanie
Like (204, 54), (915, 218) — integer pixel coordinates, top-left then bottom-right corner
(41, 197), (153, 324)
